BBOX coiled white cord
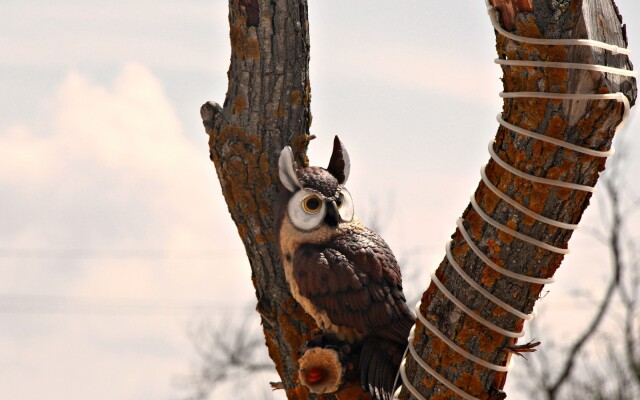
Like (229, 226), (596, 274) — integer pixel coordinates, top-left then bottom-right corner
(444, 240), (534, 321)
(485, 0), (632, 56)
(397, 2), (638, 399)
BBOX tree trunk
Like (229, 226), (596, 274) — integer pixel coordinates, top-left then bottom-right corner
(202, 0), (636, 399)
(201, 0), (367, 398)
(399, 0), (637, 399)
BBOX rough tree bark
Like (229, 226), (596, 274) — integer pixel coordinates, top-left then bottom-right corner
(399, 0), (637, 399)
(201, 0), (367, 398)
(202, 0), (636, 399)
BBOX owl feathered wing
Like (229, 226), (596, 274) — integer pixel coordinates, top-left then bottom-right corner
(292, 227), (415, 399)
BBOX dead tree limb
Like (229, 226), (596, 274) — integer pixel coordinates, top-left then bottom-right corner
(202, 0), (636, 399)
(399, 1), (637, 398)
(201, 0), (367, 398)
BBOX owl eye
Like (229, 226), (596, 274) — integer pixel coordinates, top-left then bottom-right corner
(287, 190), (327, 231)
(302, 195), (322, 214)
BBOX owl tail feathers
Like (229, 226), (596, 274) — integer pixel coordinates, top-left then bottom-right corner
(359, 337), (405, 400)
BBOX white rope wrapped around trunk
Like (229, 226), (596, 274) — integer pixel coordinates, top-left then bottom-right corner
(397, 2), (638, 398)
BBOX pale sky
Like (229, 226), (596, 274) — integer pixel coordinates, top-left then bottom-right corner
(1, 1), (639, 399)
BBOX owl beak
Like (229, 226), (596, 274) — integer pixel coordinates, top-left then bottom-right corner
(324, 200), (341, 227)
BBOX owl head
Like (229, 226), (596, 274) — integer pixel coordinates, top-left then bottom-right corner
(278, 136), (354, 231)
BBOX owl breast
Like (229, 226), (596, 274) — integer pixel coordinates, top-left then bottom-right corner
(279, 214), (364, 342)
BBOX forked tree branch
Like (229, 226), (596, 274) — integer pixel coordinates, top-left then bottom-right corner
(203, 0), (636, 399)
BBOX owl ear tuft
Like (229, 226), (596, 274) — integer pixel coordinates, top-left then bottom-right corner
(279, 146), (302, 192)
(327, 136), (350, 184)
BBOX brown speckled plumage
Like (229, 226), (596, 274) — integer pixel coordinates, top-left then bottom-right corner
(292, 225), (412, 343)
(277, 137), (414, 400)
(297, 166), (340, 199)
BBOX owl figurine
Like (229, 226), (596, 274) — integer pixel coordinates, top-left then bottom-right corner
(276, 136), (415, 400)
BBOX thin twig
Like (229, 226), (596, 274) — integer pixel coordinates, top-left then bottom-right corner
(545, 177), (624, 399)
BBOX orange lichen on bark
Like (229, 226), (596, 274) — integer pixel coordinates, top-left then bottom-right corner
(245, 38), (260, 59)
(481, 265), (500, 288)
(490, 0), (534, 30)
(555, 185), (573, 202)
(492, 306), (508, 318)
(515, 15), (542, 38)
(492, 165), (513, 193)
(288, 134), (313, 167)
(430, 390), (462, 400)
(545, 115), (567, 140)
(481, 328), (505, 354)
(417, 325), (441, 367)
(416, 324), (452, 372)
(528, 183), (549, 214)
(467, 211), (484, 241)
(215, 126), (267, 223)
(455, 372), (484, 396)
(482, 186), (500, 214)
(577, 117), (597, 137)
(254, 230), (268, 245)
(456, 319), (499, 353)
(421, 283), (439, 310)
(461, 320), (503, 355)
(232, 96), (246, 114)
(531, 140), (545, 158)
(546, 66), (570, 90)
(264, 328), (284, 371)
(275, 106), (287, 118)
(230, 24), (245, 57)
(422, 373), (437, 390)
(278, 299), (316, 360)
(486, 239), (502, 255)
(218, 124), (258, 147)
(435, 337), (466, 368)
(522, 214), (536, 227)
(289, 90), (302, 106)
(497, 219), (517, 243)
(229, 22), (260, 60)
(576, 103), (610, 137)
(547, 45), (569, 63)
(259, 151), (272, 187)
(287, 385), (311, 399)
(511, 148), (528, 164)
(452, 241), (469, 259)
(401, 3), (638, 399)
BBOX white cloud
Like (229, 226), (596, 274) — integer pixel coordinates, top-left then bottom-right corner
(0, 62), (245, 257)
(0, 64), (255, 400)
(0, 124), (56, 183)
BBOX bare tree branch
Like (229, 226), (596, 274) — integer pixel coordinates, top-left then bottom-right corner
(515, 152), (640, 399)
(203, 0), (637, 398)
(539, 165), (623, 398)
(177, 313), (275, 400)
